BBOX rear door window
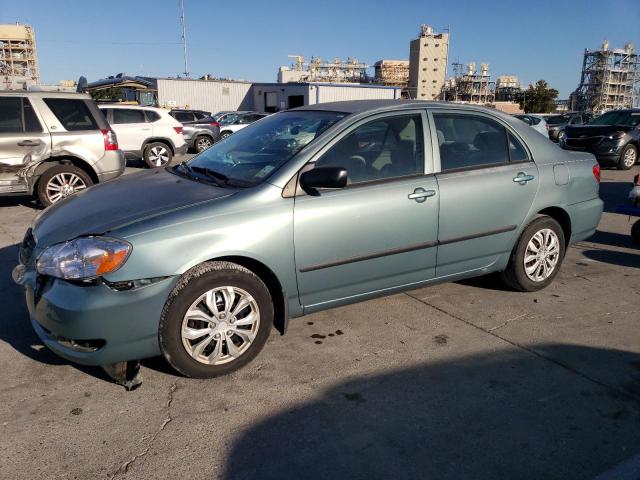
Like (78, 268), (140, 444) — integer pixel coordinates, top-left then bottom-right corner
(0, 97), (25, 133)
(433, 113), (510, 171)
(112, 109), (147, 124)
(145, 110), (161, 122)
(173, 111), (195, 122)
(43, 98), (99, 131)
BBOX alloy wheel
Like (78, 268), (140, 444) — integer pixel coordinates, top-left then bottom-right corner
(46, 172), (87, 204)
(148, 146), (170, 166)
(196, 137), (213, 152)
(523, 228), (561, 282)
(623, 147), (637, 168)
(181, 286), (260, 365)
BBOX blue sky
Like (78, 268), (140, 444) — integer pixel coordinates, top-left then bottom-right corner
(2, 0), (639, 97)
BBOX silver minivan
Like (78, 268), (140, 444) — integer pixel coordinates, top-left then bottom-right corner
(0, 91), (125, 206)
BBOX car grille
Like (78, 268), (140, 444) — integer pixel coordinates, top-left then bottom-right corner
(19, 228), (36, 265)
(564, 136), (603, 150)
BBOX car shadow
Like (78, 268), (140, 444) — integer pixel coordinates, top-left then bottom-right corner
(599, 180), (634, 214)
(582, 248), (640, 268)
(588, 229), (638, 250)
(0, 243), (114, 383)
(223, 345), (640, 480)
(0, 195), (42, 210)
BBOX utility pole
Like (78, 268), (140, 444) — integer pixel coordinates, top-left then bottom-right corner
(179, 0), (189, 78)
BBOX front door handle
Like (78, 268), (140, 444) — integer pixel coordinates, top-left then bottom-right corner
(513, 172), (535, 185)
(408, 187), (436, 203)
(17, 140), (40, 147)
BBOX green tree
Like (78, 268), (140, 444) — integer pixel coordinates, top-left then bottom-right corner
(518, 80), (559, 113)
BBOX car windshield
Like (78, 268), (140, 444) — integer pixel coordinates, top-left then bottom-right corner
(545, 115), (570, 125)
(178, 110), (347, 187)
(589, 111), (640, 127)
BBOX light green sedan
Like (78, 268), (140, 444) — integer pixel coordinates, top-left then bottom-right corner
(13, 100), (603, 385)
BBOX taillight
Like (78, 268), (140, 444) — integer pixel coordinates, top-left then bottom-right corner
(592, 164), (601, 183)
(173, 126), (183, 134)
(210, 121), (220, 127)
(102, 129), (118, 151)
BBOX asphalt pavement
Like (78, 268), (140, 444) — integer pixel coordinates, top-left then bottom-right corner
(0, 158), (639, 479)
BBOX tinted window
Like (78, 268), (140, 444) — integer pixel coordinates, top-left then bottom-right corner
(23, 99), (42, 132)
(173, 111), (195, 122)
(316, 114), (424, 184)
(44, 98), (98, 131)
(112, 109), (146, 124)
(508, 133), (528, 162)
(515, 115), (531, 125)
(589, 110), (640, 127)
(434, 114), (509, 171)
(194, 112), (211, 120)
(0, 97), (24, 133)
(145, 110), (161, 122)
(530, 117), (541, 125)
(545, 115), (569, 125)
(219, 114), (238, 125)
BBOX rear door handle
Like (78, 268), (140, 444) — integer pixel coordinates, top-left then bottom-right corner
(17, 140), (40, 147)
(513, 172), (535, 185)
(408, 187), (436, 203)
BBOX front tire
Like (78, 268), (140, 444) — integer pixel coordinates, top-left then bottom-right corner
(37, 164), (93, 207)
(159, 261), (273, 378)
(220, 131), (232, 140)
(618, 144), (638, 170)
(501, 216), (565, 292)
(143, 142), (173, 168)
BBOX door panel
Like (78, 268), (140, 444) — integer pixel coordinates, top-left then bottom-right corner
(110, 109), (149, 151)
(431, 111), (538, 276)
(294, 177), (439, 309)
(0, 97), (50, 167)
(435, 163), (538, 275)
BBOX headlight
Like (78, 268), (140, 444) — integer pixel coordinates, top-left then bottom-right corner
(607, 131), (625, 140)
(37, 237), (131, 280)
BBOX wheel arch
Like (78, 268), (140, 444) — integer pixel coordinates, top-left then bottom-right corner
(536, 206), (572, 246)
(142, 137), (175, 154)
(206, 255), (289, 335)
(33, 156), (99, 186)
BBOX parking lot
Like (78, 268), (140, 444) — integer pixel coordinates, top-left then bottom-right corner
(0, 158), (639, 479)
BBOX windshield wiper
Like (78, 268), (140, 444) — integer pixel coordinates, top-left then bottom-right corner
(191, 166), (230, 186)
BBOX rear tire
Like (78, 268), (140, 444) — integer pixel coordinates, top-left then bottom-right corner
(618, 144), (637, 170)
(159, 261), (273, 378)
(220, 131), (232, 139)
(143, 142), (173, 168)
(37, 164), (93, 207)
(500, 216), (565, 292)
(194, 135), (214, 153)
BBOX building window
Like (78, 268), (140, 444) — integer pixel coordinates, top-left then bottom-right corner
(433, 68), (438, 72)
(422, 68), (427, 71)
(435, 44), (439, 47)
(423, 58), (427, 61)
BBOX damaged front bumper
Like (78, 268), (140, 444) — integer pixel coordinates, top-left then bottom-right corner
(13, 265), (177, 367)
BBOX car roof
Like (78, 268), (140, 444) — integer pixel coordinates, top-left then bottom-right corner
(294, 99), (514, 116)
(98, 104), (164, 112)
(0, 90), (91, 99)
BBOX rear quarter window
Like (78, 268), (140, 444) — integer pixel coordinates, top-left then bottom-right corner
(145, 110), (161, 122)
(43, 98), (99, 131)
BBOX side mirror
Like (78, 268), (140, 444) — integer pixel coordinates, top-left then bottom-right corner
(299, 166), (348, 194)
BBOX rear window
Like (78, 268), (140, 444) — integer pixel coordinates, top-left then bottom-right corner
(43, 98), (99, 131)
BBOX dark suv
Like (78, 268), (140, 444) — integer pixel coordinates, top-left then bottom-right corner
(560, 109), (640, 170)
(169, 109), (221, 153)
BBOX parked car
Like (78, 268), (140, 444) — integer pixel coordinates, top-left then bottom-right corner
(0, 91), (125, 206)
(99, 105), (187, 168)
(169, 109), (221, 153)
(513, 114), (549, 136)
(13, 100), (603, 382)
(218, 112), (268, 138)
(560, 109), (640, 170)
(545, 112), (588, 142)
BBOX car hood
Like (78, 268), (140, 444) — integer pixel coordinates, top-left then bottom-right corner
(33, 168), (236, 247)
(565, 124), (632, 137)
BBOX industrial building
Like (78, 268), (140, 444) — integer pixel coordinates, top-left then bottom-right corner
(0, 23), (40, 90)
(494, 75), (521, 102)
(374, 60), (410, 89)
(572, 40), (640, 114)
(86, 76), (401, 114)
(277, 55), (369, 84)
(408, 25), (449, 100)
(441, 62), (495, 104)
